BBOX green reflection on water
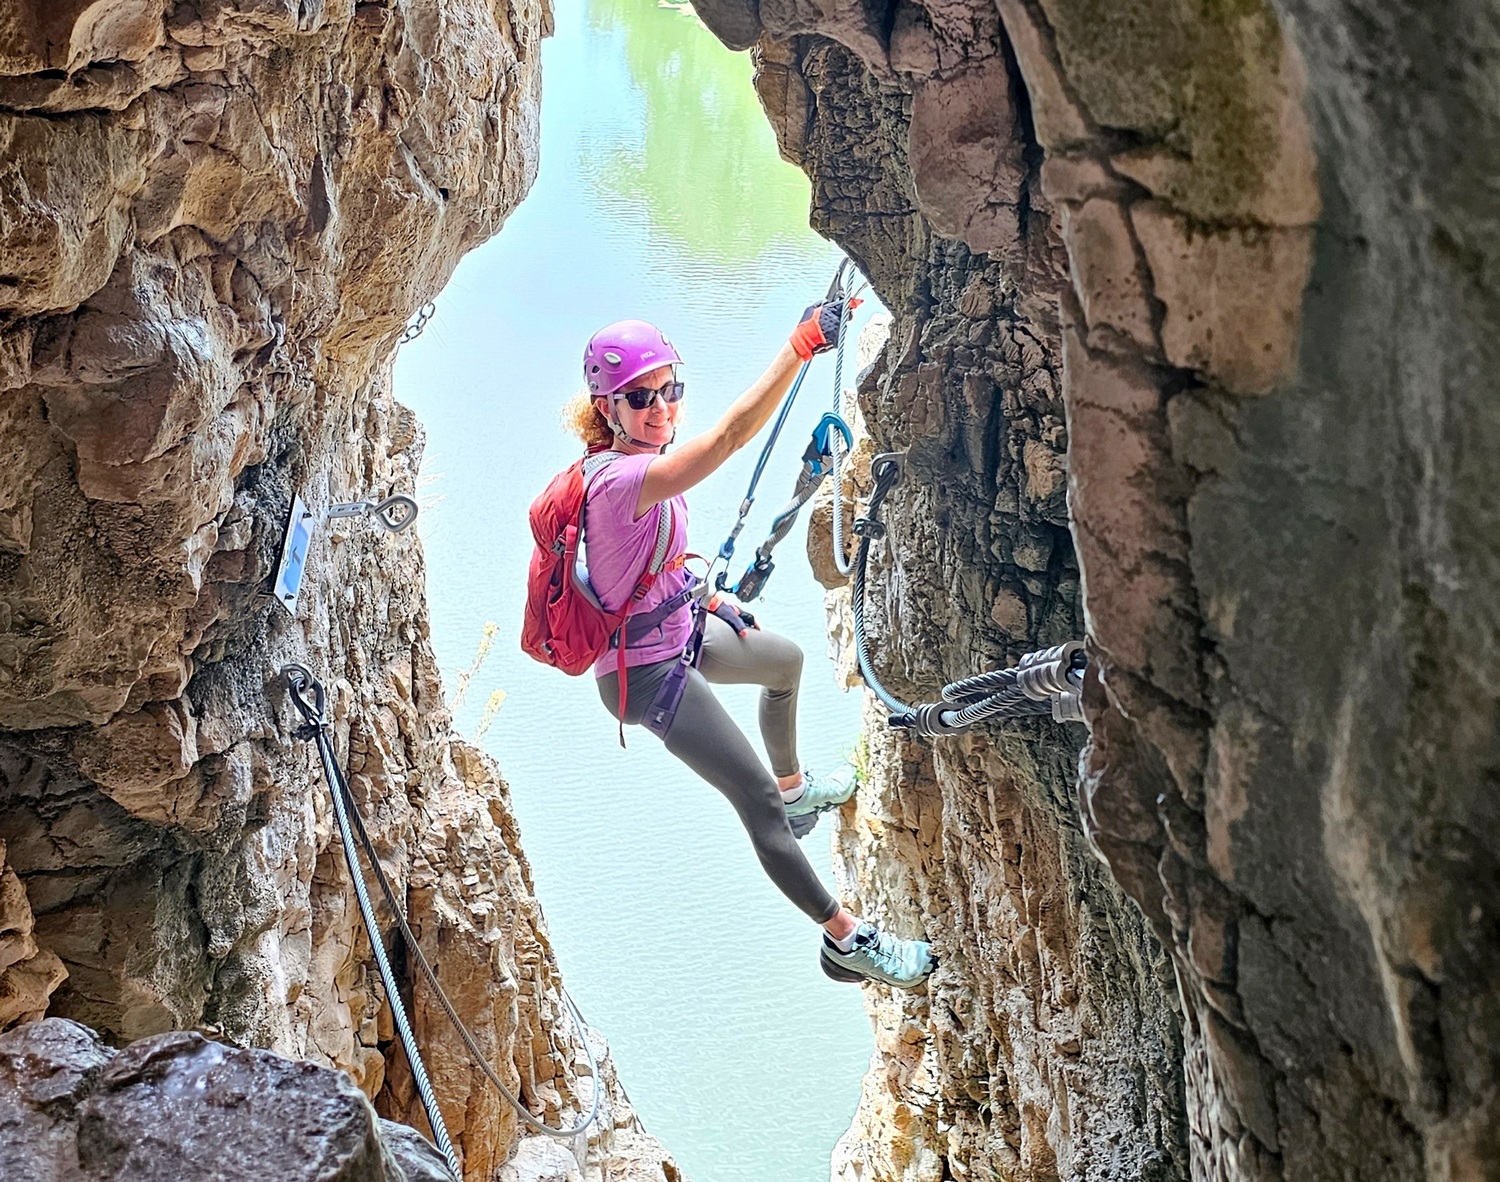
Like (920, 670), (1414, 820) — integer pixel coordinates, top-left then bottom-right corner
(582, 0), (819, 266)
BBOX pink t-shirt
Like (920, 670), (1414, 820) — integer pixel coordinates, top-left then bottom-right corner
(584, 453), (693, 677)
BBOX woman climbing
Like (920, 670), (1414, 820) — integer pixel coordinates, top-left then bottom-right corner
(561, 305), (933, 989)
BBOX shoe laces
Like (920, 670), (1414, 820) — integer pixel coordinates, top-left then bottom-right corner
(854, 925), (905, 972)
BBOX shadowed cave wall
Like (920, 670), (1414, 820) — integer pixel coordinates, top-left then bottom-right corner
(694, 1), (1500, 1180)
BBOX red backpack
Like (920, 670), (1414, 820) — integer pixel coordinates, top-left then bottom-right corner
(521, 450), (674, 675)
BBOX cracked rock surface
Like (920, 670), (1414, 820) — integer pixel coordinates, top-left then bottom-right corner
(0, 1018), (453, 1181)
(698, 1), (1499, 1179)
(0, 3), (674, 1180)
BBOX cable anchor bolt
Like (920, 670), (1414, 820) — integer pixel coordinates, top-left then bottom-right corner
(281, 663), (328, 728)
(327, 493), (419, 533)
(869, 450), (905, 486)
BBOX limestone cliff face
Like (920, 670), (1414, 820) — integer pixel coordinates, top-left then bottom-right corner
(698, 2), (1499, 1180)
(0, 3), (672, 1179)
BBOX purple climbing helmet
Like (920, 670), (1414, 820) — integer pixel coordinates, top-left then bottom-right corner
(582, 320), (683, 400)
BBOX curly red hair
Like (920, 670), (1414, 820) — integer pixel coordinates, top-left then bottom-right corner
(562, 391), (613, 450)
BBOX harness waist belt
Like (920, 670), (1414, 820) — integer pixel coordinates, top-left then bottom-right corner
(610, 582), (696, 650)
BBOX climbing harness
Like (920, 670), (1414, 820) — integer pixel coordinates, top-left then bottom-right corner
(641, 591), (709, 740)
(281, 665), (602, 1171)
(847, 453), (1086, 736)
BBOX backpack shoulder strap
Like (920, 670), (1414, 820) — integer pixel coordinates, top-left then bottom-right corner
(581, 449), (622, 481)
(581, 450), (675, 577)
(578, 450), (620, 551)
(646, 499), (673, 575)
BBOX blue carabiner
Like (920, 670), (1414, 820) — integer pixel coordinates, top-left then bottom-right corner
(811, 412), (853, 457)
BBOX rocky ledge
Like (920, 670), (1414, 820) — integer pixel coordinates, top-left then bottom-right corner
(0, 1018), (454, 1181)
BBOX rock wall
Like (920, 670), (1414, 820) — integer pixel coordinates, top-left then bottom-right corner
(697, 2), (1499, 1180)
(774, 25), (1188, 1182)
(1, 1018), (455, 1181)
(0, 3), (673, 1179)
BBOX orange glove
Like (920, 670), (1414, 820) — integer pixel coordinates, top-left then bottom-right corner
(790, 299), (854, 360)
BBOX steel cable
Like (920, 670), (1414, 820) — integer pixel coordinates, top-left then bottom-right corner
(303, 705), (462, 1179)
(327, 736), (602, 1140)
(828, 313), (856, 578)
(284, 666), (601, 1156)
(841, 457), (1086, 736)
(848, 456), (917, 717)
(940, 667), (1020, 700)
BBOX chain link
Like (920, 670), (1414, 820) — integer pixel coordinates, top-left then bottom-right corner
(399, 302), (436, 346)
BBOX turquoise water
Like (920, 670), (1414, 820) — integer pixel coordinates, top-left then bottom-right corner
(393, 4), (876, 1179)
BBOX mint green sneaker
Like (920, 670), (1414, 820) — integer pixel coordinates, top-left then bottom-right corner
(783, 766), (857, 839)
(820, 923), (935, 988)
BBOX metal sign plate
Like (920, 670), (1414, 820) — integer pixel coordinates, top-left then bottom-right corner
(272, 495), (317, 615)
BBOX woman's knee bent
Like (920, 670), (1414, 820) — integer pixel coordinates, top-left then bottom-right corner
(763, 636), (803, 693)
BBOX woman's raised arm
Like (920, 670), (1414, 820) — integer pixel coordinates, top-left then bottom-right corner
(635, 341), (803, 514)
(635, 301), (847, 515)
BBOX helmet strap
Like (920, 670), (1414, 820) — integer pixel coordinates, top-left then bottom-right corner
(606, 403), (669, 453)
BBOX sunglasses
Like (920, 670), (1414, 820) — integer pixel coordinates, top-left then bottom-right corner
(616, 380), (685, 411)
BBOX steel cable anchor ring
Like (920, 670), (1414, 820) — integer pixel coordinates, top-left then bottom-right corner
(326, 493), (419, 533)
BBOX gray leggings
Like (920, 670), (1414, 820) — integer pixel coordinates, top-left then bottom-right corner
(597, 614), (840, 924)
